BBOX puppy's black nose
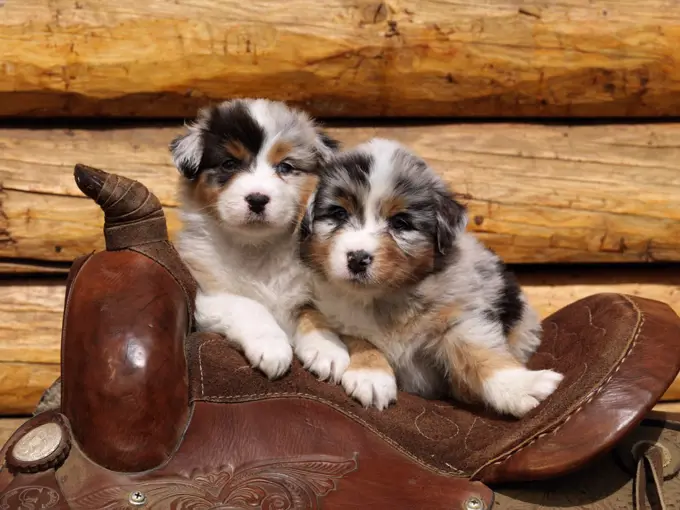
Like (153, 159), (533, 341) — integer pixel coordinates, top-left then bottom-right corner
(347, 250), (373, 274)
(245, 193), (270, 214)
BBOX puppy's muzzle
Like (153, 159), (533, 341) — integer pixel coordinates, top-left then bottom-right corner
(347, 250), (373, 275)
(245, 193), (270, 214)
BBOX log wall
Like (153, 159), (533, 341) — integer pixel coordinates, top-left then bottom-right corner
(2, 1), (680, 117)
(0, 419), (26, 445)
(2, 122), (680, 265)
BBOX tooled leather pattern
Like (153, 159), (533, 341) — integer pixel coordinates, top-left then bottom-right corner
(68, 455), (358, 509)
(0, 485), (62, 509)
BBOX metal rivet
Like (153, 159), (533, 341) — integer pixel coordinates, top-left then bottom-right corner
(465, 497), (484, 510)
(129, 491), (147, 506)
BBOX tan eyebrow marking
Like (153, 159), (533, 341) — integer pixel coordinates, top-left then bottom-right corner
(267, 140), (293, 166)
(224, 140), (252, 162)
(380, 195), (407, 218)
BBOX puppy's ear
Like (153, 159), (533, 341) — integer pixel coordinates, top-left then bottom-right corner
(314, 129), (341, 161)
(169, 126), (203, 180)
(434, 187), (468, 255)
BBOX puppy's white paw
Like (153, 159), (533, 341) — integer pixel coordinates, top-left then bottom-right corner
(242, 328), (293, 380)
(484, 368), (564, 418)
(295, 330), (350, 383)
(341, 368), (398, 411)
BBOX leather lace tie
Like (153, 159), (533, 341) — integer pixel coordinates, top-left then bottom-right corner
(634, 443), (669, 510)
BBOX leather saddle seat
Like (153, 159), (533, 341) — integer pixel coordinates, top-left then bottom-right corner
(1, 165), (679, 510)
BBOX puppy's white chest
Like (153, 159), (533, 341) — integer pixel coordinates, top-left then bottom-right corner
(179, 230), (311, 334)
(313, 288), (379, 338)
(222, 245), (309, 315)
(313, 284), (445, 396)
(313, 286), (412, 359)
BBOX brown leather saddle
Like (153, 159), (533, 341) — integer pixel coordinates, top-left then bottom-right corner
(1, 165), (679, 510)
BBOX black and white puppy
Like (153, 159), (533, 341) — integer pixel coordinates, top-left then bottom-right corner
(170, 99), (350, 381)
(300, 138), (563, 417)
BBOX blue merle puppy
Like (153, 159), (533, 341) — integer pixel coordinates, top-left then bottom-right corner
(300, 138), (563, 417)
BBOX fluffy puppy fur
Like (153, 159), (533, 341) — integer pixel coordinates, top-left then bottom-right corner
(300, 138), (564, 417)
(170, 98), (350, 382)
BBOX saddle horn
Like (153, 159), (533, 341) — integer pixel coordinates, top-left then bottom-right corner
(74, 163), (168, 250)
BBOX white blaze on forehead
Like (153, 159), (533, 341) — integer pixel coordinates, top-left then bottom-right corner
(363, 138), (401, 224)
(247, 99), (280, 138)
(248, 98), (313, 146)
(247, 100), (310, 166)
(255, 131), (282, 170)
(244, 99), (286, 163)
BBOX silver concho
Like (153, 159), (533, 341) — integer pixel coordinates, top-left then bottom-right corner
(11, 423), (63, 463)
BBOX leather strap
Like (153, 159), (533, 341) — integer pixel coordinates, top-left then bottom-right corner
(75, 164), (170, 251)
(635, 445), (668, 510)
(99, 172), (168, 250)
(104, 215), (168, 250)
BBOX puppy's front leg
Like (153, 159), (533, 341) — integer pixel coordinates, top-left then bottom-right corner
(195, 291), (293, 379)
(294, 304), (350, 383)
(341, 336), (397, 411)
(441, 320), (563, 418)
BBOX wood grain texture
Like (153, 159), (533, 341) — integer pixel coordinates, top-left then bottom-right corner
(0, 281), (64, 414)
(2, 122), (680, 264)
(1, 266), (678, 414)
(1, 1), (680, 117)
(0, 363), (61, 415)
(0, 283), (65, 365)
(0, 418), (26, 446)
(663, 387), (680, 401)
(654, 402), (680, 412)
(0, 261), (70, 274)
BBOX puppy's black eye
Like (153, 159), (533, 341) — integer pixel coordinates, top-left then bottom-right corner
(221, 158), (239, 170)
(328, 206), (349, 222)
(389, 213), (413, 231)
(276, 161), (295, 175)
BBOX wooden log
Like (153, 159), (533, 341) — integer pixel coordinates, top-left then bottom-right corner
(0, 282), (64, 414)
(0, 418), (27, 446)
(2, 122), (680, 264)
(2, 1), (680, 118)
(512, 266), (680, 319)
(0, 283), (65, 366)
(654, 402), (680, 413)
(0, 363), (61, 415)
(664, 387), (680, 402)
(1, 266), (679, 414)
(0, 261), (70, 274)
